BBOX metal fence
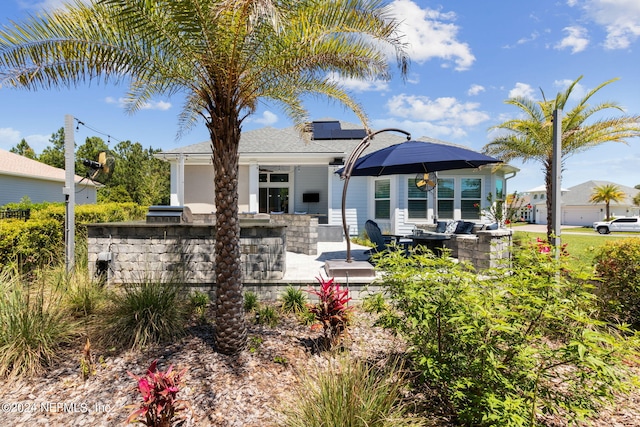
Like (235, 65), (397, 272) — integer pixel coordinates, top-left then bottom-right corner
(0, 209), (31, 221)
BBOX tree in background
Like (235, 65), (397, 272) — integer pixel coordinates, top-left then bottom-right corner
(99, 140), (169, 206)
(0, 0), (407, 354)
(589, 183), (626, 221)
(38, 127), (67, 169)
(9, 138), (36, 159)
(484, 76), (640, 241)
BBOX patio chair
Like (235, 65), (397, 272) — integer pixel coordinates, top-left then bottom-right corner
(364, 220), (387, 254)
(364, 220), (411, 258)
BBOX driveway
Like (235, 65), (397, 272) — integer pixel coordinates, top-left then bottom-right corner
(513, 224), (640, 237)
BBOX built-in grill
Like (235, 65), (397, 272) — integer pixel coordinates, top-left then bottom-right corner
(146, 205), (192, 224)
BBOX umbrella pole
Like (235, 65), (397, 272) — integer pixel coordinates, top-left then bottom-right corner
(340, 128), (411, 262)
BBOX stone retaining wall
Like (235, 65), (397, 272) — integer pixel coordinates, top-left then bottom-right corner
(87, 222), (286, 286)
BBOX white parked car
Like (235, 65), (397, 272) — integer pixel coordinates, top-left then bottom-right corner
(592, 217), (640, 234)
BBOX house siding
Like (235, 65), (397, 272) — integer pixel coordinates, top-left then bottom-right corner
(0, 174), (96, 205)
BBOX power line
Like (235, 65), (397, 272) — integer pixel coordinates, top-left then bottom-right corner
(74, 118), (123, 145)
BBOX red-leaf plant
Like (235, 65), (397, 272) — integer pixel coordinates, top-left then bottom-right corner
(306, 276), (352, 349)
(127, 360), (188, 427)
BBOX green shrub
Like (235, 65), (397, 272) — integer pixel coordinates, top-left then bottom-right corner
(243, 291), (259, 313)
(280, 286), (307, 314)
(0, 217), (62, 272)
(593, 238), (640, 328)
(62, 268), (108, 317)
(0, 202), (146, 274)
(282, 356), (428, 427)
(255, 304), (279, 327)
(375, 242), (636, 426)
(103, 279), (188, 350)
(188, 290), (210, 321)
(361, 292), (388, 314)
(0, 269), (75, 378)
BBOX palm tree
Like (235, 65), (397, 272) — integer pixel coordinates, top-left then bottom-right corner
(590, 183), (626, 221)
(0, 0), (408, 354)
(483, 76), (640, 241)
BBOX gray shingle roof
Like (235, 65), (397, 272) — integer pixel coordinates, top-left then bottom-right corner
(160, 120), (485, 158)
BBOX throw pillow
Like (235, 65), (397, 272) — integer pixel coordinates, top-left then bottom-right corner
(435, 221), (447, 233)
(455, 221), (475, 234)
(445, 220), (458, 235)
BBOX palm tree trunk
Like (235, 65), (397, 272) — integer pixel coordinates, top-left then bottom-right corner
(209, 116), (247, 355)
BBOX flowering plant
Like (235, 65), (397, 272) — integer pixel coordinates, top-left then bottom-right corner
(306, 277), (352, 349)
(127, 360), (188, 427)
(536, 237), (568, 257)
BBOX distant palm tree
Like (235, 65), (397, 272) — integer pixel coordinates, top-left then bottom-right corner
(483, 76), (640, 241)
(0, 0), (408, 354)
(589, 184), (626, 221)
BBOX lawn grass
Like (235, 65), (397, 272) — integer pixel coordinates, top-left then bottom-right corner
(514, 228), (633, 270)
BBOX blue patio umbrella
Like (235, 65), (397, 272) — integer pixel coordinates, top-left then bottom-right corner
(335, 135), (503, 263)
(337, 140), (502, 177)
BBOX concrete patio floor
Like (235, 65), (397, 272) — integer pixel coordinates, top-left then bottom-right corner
(280, 239), (378, 285)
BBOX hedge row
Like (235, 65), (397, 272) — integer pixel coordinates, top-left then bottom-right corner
(0, 202), (147, 272)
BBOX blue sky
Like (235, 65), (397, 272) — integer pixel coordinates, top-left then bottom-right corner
(1, 0), (639, 193)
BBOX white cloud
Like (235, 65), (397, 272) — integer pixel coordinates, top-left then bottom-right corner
(326, 72), (390, 93)
(553, 78), (587, 100)
(105, 97), (171, 111)
(555, 26), (589, 53)
(467, 84), (485, 96)
(381, 94), (490, 139)
(390, 0), (475, 71)
(140, 100), (171, 111)
(508, 83), (537, 99)
(253, 111), (278, 126)
(568, 0), (640, 49)
(0, 127), (50, 153)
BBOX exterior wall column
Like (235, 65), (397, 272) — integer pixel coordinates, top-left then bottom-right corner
(249, 162), (259, 213)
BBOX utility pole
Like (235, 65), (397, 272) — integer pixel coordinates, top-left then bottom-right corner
(551, 109), (562, 255)
(63, 114), (75, 273)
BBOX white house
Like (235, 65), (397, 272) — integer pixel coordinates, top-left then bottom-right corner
(157, 120), (518, 236)
(0, 148), (98, 206)
(523, 180), (640, 226)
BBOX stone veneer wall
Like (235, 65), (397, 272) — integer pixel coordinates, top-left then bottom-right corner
(444, 229), (512, 270)
(240, 213), (318, 255)
(87, 222), (286, 286)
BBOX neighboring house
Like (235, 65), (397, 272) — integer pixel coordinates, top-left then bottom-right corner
(0, 148), (98, 206)
(157, 120), (517, 236)
(522, 180), (640, 226)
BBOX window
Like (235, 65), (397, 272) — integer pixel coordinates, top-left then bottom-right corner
(495, 178), (504, 200)
(374, 179), (391, 219)
(461, 178), (481, 220)
(407, 178), (428, 219)
(437, 178), (454, 219)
